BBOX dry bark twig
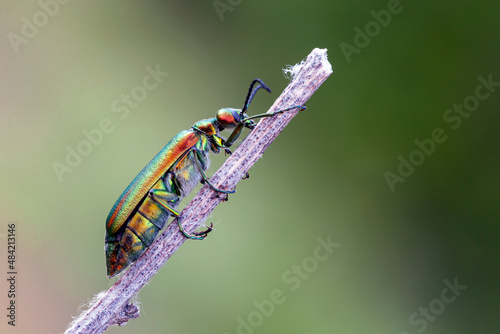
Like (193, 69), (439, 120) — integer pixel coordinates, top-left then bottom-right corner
(65, 48), (333, 334)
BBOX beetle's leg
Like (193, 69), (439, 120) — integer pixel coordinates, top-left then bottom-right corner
(149, 189), (180, 216)
(225, 123), (245, 148)
(179, 222), (214, 240)
(242, 172), (250, 180)
(194, 150), (235, 195)
(150, 188), (211, 240)
(179, 221), (213, 240)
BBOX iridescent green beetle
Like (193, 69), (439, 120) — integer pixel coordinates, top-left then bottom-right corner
(105, 79), (304, 277)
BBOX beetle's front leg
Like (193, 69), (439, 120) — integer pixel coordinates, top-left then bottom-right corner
(224, 123), (245, 149)
(214, 135), (232, 156)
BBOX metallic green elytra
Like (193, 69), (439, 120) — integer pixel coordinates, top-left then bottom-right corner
(105, 79), (305, 277)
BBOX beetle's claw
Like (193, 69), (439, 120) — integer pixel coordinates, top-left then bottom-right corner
(221, 192), (230, 202)
(194, 223), (213, 238)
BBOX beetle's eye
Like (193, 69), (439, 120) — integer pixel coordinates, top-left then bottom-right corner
(231, 109), (241, 123)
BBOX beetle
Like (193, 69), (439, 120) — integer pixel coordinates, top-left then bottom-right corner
(105, 79), (305, 277)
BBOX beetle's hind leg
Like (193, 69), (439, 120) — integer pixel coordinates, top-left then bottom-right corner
(150, 175), (212, 240)
(181, 222), (213, 240)
(152, 188), (212, 240)
(150, 188), (181, 216)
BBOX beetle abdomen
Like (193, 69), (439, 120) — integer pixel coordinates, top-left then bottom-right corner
(105, 178), (175, 277)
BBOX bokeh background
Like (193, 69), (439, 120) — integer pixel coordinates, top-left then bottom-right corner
(1, 1), (499, 333)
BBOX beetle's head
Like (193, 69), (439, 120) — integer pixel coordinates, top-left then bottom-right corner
(215, 79), (272, 132)
(216, 108), (255, 130)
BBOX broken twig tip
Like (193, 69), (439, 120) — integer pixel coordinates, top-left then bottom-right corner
(283, 48), (333, 80)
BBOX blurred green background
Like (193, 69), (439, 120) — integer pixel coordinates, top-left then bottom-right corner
(0, 0), (498, 333)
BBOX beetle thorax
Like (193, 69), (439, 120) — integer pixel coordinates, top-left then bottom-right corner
(193, 118), (219, 136)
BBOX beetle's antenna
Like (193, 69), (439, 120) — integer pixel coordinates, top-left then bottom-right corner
(241, 79), (271, 115)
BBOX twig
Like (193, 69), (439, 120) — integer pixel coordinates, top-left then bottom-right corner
(65, 48), (333, 334)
